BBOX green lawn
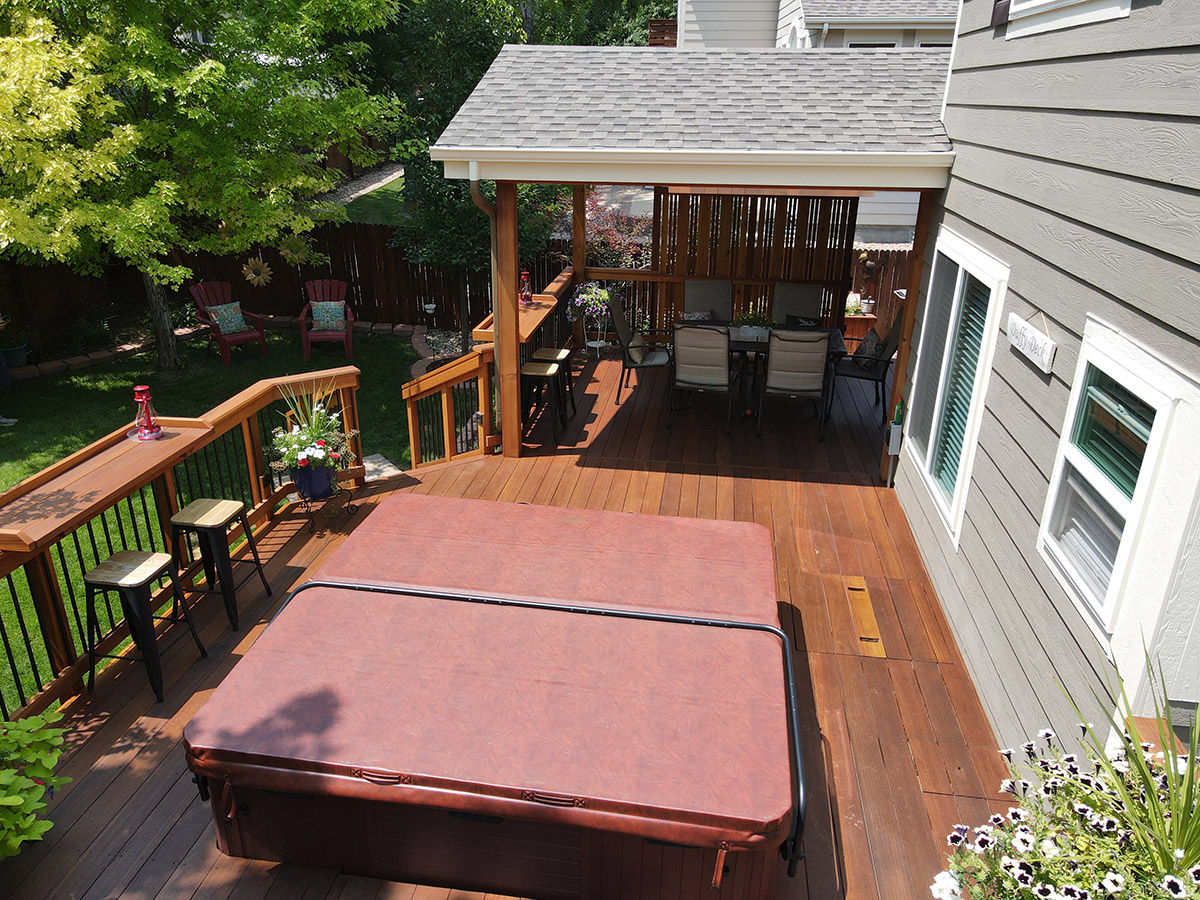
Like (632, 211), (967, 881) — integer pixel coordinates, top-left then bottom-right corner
(344, 175), (406, 226)
(0, 328), (418, 493)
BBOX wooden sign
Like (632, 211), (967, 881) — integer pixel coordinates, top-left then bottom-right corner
(1007, 311), (1057, 374)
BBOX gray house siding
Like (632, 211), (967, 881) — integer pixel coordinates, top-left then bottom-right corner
(894, 0), (1200, 749)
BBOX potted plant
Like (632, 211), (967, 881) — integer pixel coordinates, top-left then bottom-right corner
(0, 318), (31, 369)
(733, 310), (777, 340)
(269, 385), (358, 501)
(568, 282), (614, 357)
(1, 710), (70, 859)
(932, 663), (1199, 900)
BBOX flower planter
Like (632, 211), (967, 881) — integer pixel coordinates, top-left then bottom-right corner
(842, 314), (877, 343)
(289, 465), (337, 501)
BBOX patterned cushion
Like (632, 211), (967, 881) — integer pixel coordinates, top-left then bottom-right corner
(853, 328), (885, 371)
(208, 302), (250, 334)
(681, 309), (712, 322)
(628, 334), (647, 364)
(312, 301), (346, 332)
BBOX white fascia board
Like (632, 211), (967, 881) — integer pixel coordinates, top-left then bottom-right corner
(432, 147), (954, 190)
(815, 17), (957, 27)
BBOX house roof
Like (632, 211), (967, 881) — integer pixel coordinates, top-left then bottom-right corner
(432, 46), (954, 190)
(800, 0), (959, 19)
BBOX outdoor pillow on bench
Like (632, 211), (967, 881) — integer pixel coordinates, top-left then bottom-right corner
(312, 301), (347, 331)
(207, 302), (251, 334)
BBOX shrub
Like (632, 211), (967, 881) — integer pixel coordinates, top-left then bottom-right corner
(0, 710), (70, 859)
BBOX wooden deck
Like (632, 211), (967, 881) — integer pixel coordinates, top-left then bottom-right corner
(0, 355), (1009, 900)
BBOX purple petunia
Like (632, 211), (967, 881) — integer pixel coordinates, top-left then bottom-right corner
(1161, 875), (1186, 897)
(1189, 865), (1200, 885)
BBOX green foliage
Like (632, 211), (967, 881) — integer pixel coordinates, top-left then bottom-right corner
(936, 663), (1200, 899)
(733, 310), (777, 329)
(514, 0), (676, 45)
(0, 710), (70, 859)
(0, 0), (399, 367)
(567, 281), (613, 329)
(270, 383), (358, 472)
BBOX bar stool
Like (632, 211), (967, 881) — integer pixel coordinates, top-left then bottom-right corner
(521, 361), (564, 445)
(171, 499), (271, 632)
(85, 550), (206, 703)
(531, 347), (577, 419)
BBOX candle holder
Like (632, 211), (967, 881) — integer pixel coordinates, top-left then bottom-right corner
(128, 384), (164, 441)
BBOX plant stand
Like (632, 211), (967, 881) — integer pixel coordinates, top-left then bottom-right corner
(289, 466), (359, 533)
(585, 314), (609, 358)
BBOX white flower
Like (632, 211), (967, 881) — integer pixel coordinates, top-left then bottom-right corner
(1160, 875), (1186, 897)
(1177, 756), (1190, 775)
(1039, 729), (1056, 740)
(1112, 758), (1130, 774)
(930, 870), (960, 900)
(1012, 832), (1035, 854)
(1175, 848), (1185, 860)
(1009, 807), (1028, 822)
(297, 450), (308, 459)
(1101, 872), (1124, 894)
(1040, 838), (1060, 858)
(1188, 865), (1200, 885)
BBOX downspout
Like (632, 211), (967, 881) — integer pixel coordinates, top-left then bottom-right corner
(819, 22), (829, 47)
(469, 161), (499, 352)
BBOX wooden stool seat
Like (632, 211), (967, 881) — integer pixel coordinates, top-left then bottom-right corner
(84, 550), (174, 588)
(171, 498), (271, 631)
(171, 498), (244, 529)
(84, 550), (205, 703)
(532, 347), (577, 416)
(521, 361), (559, 378)
(532, 347), (571, 364)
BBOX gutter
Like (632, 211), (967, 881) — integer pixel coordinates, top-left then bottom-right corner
(434, 147), (955, 168)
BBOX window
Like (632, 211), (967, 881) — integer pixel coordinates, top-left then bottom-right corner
(848, 42), (896, 48)
(906, 229), (1008, 543)
(1002, 0), (1131, 38)
(1038, 326), (1170, 632)
(920, 42), (953, 47)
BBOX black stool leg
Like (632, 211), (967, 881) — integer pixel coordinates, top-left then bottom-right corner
(239, 512), (272, 597)
(546, 378), (560, 445)
(562, 357), (575, 400)
(561, 367), (576, 420)
(168, 568), (207, 658)
(195, 531), (217, 592)
(86, 584), (98, 693)
(120, 584), (164, 703)
(201, 528), (239, 631)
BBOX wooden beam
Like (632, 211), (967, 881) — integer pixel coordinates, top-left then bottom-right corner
(572, 186), (587, 346)
(495, 181), (522, 458)
(881, 187), (938, 482)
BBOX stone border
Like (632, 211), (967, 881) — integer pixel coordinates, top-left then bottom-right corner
(5, 319), (428, 383)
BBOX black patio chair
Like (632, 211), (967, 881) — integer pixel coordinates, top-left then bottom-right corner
(606, 294), (673, 405)
(828, 308), (904, 430)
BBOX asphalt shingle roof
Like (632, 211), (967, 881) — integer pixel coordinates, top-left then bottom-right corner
(801, 0), (959, 17)
(434, 46), (952, 156)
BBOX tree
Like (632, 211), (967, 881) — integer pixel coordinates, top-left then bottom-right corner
(0, 1), (397, 370)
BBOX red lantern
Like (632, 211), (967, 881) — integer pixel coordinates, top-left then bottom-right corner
(129, 384), (163, 441)
(519, 270), (533, 307)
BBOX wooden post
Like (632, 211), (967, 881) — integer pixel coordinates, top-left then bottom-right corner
(477, 358), (494, 446)
(880, 188), (938, 482)
(495, 181), (522, 458)
(246, 413), (268, 500)
(24, 553), (76, 674)
(240, 420), (263, 506)
(441, 386), (456, 460)
(572, 185), (587, 346)
(407, 399), (422, 467)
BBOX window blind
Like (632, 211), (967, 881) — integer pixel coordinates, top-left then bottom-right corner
(930, 273), (991, 499)
(1052, 464), (1124, 608)
(1071, 366), (1154, 501)
(909, 253), (959, 461)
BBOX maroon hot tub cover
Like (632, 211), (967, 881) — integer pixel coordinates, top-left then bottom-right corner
(184, 495), (799, 898)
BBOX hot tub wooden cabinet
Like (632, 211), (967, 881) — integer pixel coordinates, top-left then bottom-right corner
(184, 495), (804, 900)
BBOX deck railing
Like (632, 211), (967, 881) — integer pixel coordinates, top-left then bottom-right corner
(0, 367), (363, 720)
(401, 266), (577, 467)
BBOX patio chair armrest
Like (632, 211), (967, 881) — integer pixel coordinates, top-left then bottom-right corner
(299, 303), (313, 336)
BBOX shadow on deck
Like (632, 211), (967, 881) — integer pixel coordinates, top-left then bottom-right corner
(0, 354), (1009, 900)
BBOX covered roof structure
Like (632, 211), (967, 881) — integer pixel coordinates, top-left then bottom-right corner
(432, 46), (954, 189)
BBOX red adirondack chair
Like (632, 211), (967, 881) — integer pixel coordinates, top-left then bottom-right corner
(187, 282), (268, 366)
(300, 279), (354, 360)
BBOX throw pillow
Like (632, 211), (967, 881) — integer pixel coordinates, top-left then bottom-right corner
(208, 302), (250, 334)
(312, 301), (347, 332)
(681, 310), (712, 322)
(628, 334), (647, 364)
(853, 328), (884, 371)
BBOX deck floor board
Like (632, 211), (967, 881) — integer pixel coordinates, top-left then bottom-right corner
(1, 355), (1005, 900)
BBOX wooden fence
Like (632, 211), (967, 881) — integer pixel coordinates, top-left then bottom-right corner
(851, 246), (913, 335)
(0, 232), (570, 341)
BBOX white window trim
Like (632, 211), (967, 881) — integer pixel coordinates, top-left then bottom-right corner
(1036, 319), (1182, 649)
(905, 227), (1009, 548)
(1006, 0), (1130, 39)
